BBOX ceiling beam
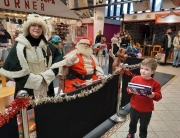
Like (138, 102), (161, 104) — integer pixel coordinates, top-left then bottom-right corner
(70, 0), (143, 11)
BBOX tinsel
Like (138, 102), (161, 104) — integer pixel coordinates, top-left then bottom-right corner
(0, 97), (30, 127)
(0, 64), (141, 127)
(30, 65), (140, 107)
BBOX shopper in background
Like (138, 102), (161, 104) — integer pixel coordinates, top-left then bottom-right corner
(0, 13), (63, 98)
(49, 35), (64, 57)
(95, 30), (103, 44)
(0, 22), (11, 63)
(108, 33), (121, 74)
(121, 33), (130, 48)
(126, 58), (162, 138)
(172, 30), (180, 68)
(162, 29), (173, 64)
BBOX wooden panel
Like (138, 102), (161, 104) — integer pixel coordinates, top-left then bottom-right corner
(1, 75), (6, 87)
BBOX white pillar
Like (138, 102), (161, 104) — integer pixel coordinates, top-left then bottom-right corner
(93, 0), (105, 42)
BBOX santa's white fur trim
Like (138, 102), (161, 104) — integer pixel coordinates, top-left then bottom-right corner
(79, 39), (90, 45)
(23, 14), (47, 36)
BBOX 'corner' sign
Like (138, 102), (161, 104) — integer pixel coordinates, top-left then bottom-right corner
(1, 0), (78, 19)
(0, 0), (55, 11)
(3, 0), (55, 12)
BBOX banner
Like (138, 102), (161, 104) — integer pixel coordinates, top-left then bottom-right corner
(162, 0), (180, 9)
(155, 11), (180, 24)
(0, 0), (78, 19)
(133, 0), (151, 11)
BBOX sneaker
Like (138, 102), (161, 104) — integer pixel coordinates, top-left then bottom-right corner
(126, 134), (135, 138)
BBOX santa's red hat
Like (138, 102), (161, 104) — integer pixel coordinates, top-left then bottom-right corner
(78, 37), (93, 47)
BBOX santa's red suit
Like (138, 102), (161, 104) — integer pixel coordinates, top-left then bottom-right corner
(51, 37), (105, 93)
(64, 49), (104, 92)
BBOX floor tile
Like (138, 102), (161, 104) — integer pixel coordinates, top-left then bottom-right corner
(155, 132), (179, 138)
(149, 120), (169, 131)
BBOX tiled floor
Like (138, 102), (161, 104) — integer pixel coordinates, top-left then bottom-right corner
(108, 64), (180, 138)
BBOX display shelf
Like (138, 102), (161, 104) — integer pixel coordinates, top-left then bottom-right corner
(56, 24), (69, 40)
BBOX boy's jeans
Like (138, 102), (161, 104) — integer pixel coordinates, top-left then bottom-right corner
(129, 107), (152, 138)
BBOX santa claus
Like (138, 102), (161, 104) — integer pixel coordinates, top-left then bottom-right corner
(51, 37), (105, 93)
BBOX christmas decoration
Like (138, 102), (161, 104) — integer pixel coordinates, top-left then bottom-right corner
(0, 64), (140, 127)
(0, 97), (30, 127)
(30, 64), (140, 107)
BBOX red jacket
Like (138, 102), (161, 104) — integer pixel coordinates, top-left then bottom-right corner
(127, 75), (162, 112)
(65, 54), (99, 93)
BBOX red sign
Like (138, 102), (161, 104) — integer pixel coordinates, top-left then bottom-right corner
(155, 11), (180, 24)
(0, 0), (78, 19)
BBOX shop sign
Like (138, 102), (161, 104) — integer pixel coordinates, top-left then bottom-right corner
(0, 0), (78, 19)
(133, 0), (151, 12)
(2, 0), (55, 12)
(162, 0), (180, 9)
(155, 11), (180, 24)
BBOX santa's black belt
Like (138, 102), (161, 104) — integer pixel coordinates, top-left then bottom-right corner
(67, 69), (93, 80)
(76, 74), (92, 80)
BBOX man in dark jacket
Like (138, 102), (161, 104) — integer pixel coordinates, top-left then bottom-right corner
(95, 30), (103, 44)
(162, 29), (173, 64)
(0, 22), (11, 63)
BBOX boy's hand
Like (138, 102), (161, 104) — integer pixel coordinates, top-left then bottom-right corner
(147, 92), (155, 98)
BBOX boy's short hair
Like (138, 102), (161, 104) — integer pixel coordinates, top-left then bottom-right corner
(141, 58), (157, 70)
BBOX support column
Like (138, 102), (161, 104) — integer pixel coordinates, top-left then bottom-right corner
(93, 0), (106, 42)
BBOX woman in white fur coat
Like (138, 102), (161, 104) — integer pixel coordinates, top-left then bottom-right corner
(0, 13), (63, 98)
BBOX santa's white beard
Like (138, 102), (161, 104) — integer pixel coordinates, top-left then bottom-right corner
(77, 44), (93, 57)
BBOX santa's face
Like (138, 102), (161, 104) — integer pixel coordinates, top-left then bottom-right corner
(80, 43), (90, 48)
(77, 43), (92, 57)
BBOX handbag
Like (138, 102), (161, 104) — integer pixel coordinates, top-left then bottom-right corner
(154, 53), (166, 63)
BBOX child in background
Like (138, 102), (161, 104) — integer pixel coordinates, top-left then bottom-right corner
(126, 58), (162, 138)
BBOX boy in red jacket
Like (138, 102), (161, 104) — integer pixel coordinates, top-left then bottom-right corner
(126, 58), (162, 138)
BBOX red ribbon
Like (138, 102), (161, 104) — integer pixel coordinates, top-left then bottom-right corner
(0, 97), (30, 127)
(120, 68), (136, 77)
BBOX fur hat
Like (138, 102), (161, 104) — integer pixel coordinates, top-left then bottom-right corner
(22, 13), (47, 36)
(78, 37), (93, 47)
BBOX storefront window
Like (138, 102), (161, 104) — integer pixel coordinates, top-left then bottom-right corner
(123, 3), (128, 14)
(105, 0), (109, 17)
(116, 1), (121, 16)
(130, 3), (134, 14)
(154, 0), (162, 11)
(110, 0), (115, 16)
